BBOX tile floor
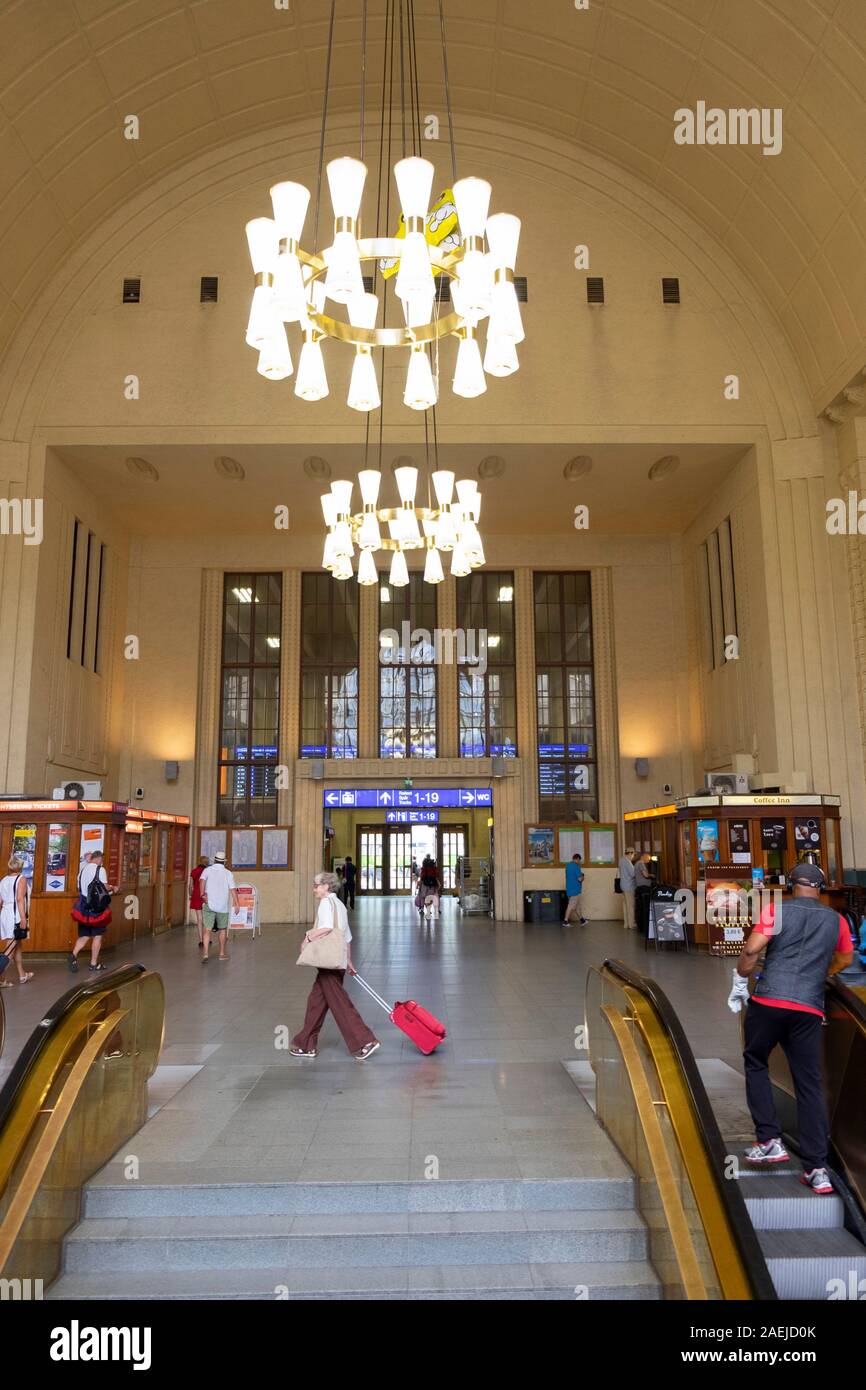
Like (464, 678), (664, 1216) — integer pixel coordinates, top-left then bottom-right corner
(0, 900), (776, 1184)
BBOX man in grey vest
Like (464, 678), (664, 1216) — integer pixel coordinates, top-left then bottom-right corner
(728, 863), (854, 1193)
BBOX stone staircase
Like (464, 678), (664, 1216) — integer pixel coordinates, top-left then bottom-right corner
(48, 1176), (661, 1301)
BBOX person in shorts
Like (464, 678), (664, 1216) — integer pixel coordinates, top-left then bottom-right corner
(199, 851), (239, 962)
(69, 851), (116, 972)
(0, 855), (35, 985)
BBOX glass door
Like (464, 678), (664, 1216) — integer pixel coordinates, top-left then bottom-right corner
(439, 826), (467, 891)
(358, 829), (384, 893)
(388, 830), (413, 892)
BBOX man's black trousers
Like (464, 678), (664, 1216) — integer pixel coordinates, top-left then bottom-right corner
(743, 1000), (828, 1170)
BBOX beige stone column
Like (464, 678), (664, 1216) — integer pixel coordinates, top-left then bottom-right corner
(277, 569), (301, 824)
(193, 570), (224, 829)
(839, 418), (866, 801)
(514, 567), (538, 823)
(438, 574), (458, 758)
(290, 766), (322, 924)
(358, 581), (378, 759)
(591, 567), (622, 829)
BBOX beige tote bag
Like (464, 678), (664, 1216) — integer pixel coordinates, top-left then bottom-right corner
(296, 896), (345, 969)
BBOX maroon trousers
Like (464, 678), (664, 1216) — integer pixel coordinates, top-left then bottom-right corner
(293, 969), (378, 1055)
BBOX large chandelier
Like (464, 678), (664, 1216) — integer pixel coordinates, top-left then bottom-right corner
(243, 0), (525, 407)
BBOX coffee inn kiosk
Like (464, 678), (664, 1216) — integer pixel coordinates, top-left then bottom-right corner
(624, 793), (845, 950)
(0, 799), (190, 957)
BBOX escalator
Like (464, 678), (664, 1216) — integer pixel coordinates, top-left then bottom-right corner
(585, 960), (866, 1299)
(0, 965), (164, 1288)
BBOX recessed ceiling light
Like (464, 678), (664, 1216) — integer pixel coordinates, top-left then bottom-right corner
(215, 455), (245, 481)
(303, 456), (331, 480)
(478, 455), (506, 479)
(648, 454), (680, 481)
(125, 456), (159, 482)
(563, 455), (592, 479)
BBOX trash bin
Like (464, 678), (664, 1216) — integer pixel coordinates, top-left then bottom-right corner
(523, 890), (567, 923)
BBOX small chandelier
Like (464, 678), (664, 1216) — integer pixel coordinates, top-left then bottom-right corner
(322, 467), (483, 587)
(243, 0), (524, 407)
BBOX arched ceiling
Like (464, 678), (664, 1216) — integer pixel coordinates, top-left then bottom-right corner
(1, 0), (864, 410)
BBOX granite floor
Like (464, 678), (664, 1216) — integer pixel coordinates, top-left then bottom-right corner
(0, 899), (788, 1184)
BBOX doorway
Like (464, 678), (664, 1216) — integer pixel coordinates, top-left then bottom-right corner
(354, 822), (469, 895)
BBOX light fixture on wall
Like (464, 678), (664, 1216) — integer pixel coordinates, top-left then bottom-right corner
(243, 0), (524, 407)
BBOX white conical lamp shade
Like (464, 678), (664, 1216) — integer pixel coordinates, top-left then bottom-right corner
(257, 326), (293, 380)
(453, 177), (491, 238)
(295, 339), (328, 400)
(326, 157), (367, 218)
(358, 469), (381, 506)
(453, 335), (487, 398)
(450, 541), (471, 577)
(424, 546), (444, 584)
(245, 285), (279, 348)
(389, 549), (409, 586)
(484, 331), (519, 376)
(431, 470), (455, 507)
(394, 466), (418, 505)
(489, 281), (524, 343)
(323, 233), (364, 305)
(245, 218), (279, 273)
(394, 156), (434, 217)
(270, 181), (310, 239)
(396, 233), (435, 304)
(348, 353), (380, 412)
(357, 548), (378, 585)
(359, 511), (381, 550)
(273, 251), (307, 324)
(404, 347), (437, 410)
(435, 509), (455, 552)
(457, 250), (491, 318)
(331, 479), (353, 514)
(332, 551), (353, 580)
(485, 212), (520, 269)
(402, 289), (435, 329)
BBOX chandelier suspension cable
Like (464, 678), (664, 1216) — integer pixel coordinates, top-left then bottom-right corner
(437, 0), (458, 186)
(360, 0), (367, 164)
(312, 0), (338, 255)
(377, 0), (396, 474)
(399, 0), (407, 160)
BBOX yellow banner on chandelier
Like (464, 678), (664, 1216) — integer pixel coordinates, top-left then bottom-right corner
(378, 187), (460, 279)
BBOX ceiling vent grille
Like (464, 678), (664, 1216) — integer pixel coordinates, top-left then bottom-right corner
(662, 277), (680, 304)
(586, 276), (604, 305)
(122, 278), (141, 304)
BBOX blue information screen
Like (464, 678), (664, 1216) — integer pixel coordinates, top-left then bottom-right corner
(323, 787), (492, 809)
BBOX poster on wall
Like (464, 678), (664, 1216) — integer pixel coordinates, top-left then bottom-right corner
(12, 824), (37, 884)
(696, 819), (720, 864)
(588, 828), (616, 865)
(44, 823), (70, 892)
(557, 828), (583, 863)
(760, 818), (787, 851)
(793, 818), (821, 852)
(262, 828), (289, 868)
(232, 829), (258, 869)
(527, 827), (555, 864)
(200, 829), (227, 865)
(79, 823), (106, 864)
(729, 820), (751, 864)
(173, 827), (188, 876)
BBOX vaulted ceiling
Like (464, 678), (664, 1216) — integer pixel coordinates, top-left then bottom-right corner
(1, 0), (864, 409)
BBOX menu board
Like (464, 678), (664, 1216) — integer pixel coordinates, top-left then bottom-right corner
(45, 823), (69, 892)
(761, 818), (787, 851)
(729, 820), (751, 864)
(262, 828), (289, 867)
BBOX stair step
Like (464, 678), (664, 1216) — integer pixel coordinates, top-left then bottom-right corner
(63, 1209), (649, 1273)
(83, 1177), (634, 1219)
(759, 1228), (866, 1300)
(48, 1260), (661, 1301)
(738, 1174), (845, 1229)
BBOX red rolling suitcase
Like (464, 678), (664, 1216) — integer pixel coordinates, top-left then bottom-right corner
(351, 975), (446, 1055)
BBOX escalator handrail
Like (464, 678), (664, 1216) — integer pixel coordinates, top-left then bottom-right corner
(600, 957), (777, 1301)
(827, 974), (866, 1025)
(0, 964), (146, 1134)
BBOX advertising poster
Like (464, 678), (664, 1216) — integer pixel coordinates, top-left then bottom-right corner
(793, 818), (821, 851)
(80, 823), (106, 862)
(12, 824), (37, 883)
(527, 827), (555, 864)
(648, 898), (686, 943)
(729, 820), (751, 864)
(230, 885), (258, 932)
(696, 819), (720, 863)
(760, 818), (787, 851)
(705, 876), (752, 957)
(44, 823), (69, 892)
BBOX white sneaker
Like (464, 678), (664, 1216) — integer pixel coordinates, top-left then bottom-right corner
(801, 1167), (834, 1194)
(744, 1138), (790, 1165)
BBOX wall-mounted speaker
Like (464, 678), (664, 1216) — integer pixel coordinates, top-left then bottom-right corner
(634, 758), (650, 778)
(309, 759), (325, 780)
(164, 760), (179, 782)
(492, 757), (507, 778)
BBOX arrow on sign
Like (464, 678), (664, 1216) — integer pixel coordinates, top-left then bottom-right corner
(325, 792), (339, 805)
(379, 791), (392, 805)
(460, 790), (475, 805)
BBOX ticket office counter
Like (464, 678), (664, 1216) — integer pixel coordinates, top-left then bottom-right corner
(624, 795), (845, 949)
(0, 801), (189, 956)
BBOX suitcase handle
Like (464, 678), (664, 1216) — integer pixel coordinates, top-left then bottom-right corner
(350, 972), (393, 1015)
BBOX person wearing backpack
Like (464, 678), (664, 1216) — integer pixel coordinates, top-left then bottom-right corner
(0, 856), (35, 985)
(69, 850), (116, 972)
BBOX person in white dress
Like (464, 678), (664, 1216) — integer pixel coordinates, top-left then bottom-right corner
(0, 856), (35, 985)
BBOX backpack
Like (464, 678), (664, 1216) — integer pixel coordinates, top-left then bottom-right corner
(81, 867), (110, 915)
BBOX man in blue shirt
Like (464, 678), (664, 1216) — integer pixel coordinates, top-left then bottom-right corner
(564, 854), (587, 927)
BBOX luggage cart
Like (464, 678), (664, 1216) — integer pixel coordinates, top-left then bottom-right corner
(457, 856), (493, 917)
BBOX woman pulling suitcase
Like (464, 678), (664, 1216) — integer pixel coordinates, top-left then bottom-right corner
(290, 871), (380, 1061)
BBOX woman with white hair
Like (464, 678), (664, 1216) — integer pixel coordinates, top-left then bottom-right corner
(290, 871), (380, 1061)
(0, 856), (35, 985)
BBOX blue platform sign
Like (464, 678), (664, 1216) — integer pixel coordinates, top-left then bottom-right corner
(323, 786), (492, 809)
(385, 810), (440, 824)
